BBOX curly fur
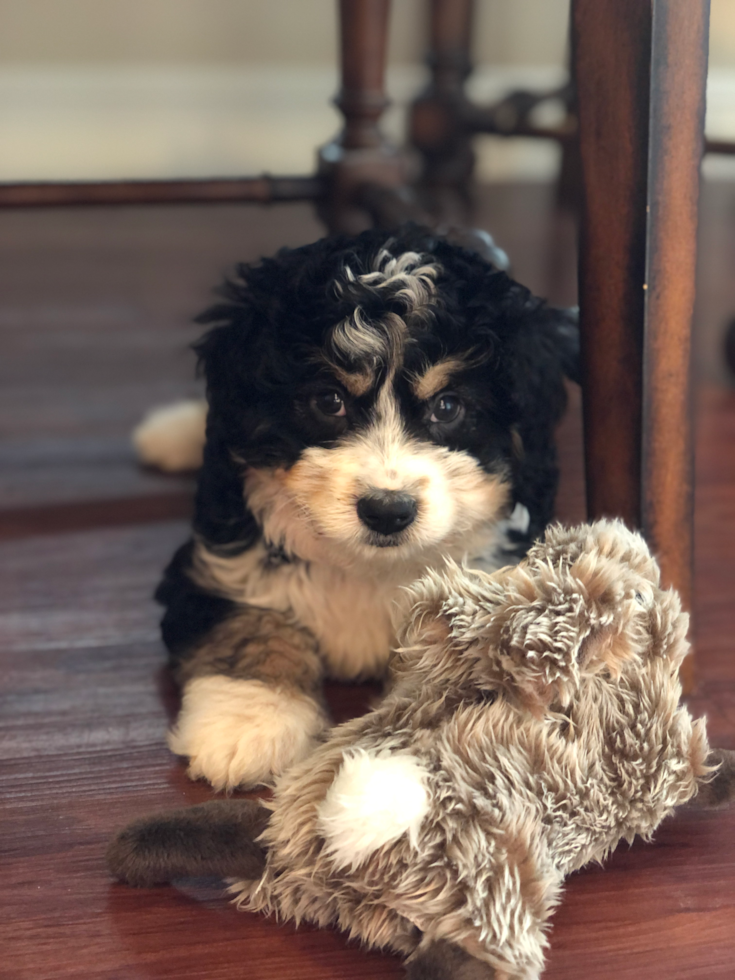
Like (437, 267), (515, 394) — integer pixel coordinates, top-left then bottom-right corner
(152, 226), (579, 789)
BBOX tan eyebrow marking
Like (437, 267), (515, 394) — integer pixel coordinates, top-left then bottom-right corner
(411, 358), (469, 401)
(332, 365), (376, 397)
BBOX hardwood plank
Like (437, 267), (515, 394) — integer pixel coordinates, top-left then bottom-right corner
(0, 203), (323, 511)
(0, 491), (193, 541)
(1, 184), (734, 979)
(2, 376), (734, 980)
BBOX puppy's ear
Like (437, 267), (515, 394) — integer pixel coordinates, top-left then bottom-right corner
(501, 299), (579, 541)
(193, 286), (262, 423)
(550, 305), (580, 384)
(107, 799), (270, 888)
(190, 283), (267, 549)
(506, 303), (578, 412)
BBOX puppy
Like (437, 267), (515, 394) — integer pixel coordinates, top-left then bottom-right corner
(142, 226), (579, 791)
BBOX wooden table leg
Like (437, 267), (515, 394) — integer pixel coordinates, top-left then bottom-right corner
(573, 0), (709, 689)
(317, 0), (407, 234)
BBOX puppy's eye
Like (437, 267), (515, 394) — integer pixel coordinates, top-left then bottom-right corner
(312, 390), (346, 418)
(430, 393), (463, 424)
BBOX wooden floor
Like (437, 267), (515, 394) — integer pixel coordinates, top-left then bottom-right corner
(1, 184), (734, 980)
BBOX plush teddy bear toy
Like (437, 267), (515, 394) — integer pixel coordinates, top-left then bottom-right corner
(108, 520), (734, 980)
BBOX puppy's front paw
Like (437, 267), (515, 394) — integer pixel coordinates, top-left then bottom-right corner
(168, 676), (329, 791)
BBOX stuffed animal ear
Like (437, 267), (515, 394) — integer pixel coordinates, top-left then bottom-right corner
(532, 519), (661, 588)
(396, 560), (518, 655)
(483, 564), (595, 712)
(396, 561), (592, 711)
(391, 562), (516, 700)
(397, 551), (651, 713)
(424, 558), (633, 713)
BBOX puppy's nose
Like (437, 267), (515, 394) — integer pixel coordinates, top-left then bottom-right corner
(357, 491), (418, 535)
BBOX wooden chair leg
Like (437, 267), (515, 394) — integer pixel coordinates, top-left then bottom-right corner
(573, 0), (709, 690)
(317, 0), (407, 234)
(409, 0), (475, 199)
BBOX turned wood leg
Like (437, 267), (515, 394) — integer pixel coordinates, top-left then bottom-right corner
(409, 0), (475, 199)
(573, 0), (710, 690)
(317, 0), (408, 234)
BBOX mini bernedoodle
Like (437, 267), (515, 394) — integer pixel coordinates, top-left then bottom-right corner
(135, 226), (580, 791)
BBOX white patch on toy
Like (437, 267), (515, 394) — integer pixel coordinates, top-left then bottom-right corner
(317, 749), (430, 870)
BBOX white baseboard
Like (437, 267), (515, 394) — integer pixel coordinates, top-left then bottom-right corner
(0, 64), (731, 184)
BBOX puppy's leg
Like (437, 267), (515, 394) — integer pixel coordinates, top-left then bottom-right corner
(169, 607), (329, 791)
(107, 799), (270, 887)
(132, 398), (207, 472)
(405, 941), (498, 980)
(692, 749), (735, 808)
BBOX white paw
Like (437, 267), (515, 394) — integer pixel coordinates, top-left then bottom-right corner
(168, 675), (329, 791)
(132, 398), (207, 472)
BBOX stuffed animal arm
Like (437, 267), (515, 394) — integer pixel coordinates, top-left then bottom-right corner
(108, 521), (735, 980)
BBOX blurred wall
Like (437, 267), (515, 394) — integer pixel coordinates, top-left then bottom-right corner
(0, 1), (732, 183)
(1, 0), (733, 68)
(0, 0), (570, 67)
(711, 0), (735, 68)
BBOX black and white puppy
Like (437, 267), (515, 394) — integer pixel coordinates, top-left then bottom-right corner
(142, 226), (579, 792)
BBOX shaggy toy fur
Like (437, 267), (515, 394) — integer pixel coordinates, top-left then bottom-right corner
(141, 226), (580, 791)
(108, 520), (734, 980)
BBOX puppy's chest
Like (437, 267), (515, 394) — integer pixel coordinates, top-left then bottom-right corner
(285, 565), (397, 680)
(201, 544), (398, 680)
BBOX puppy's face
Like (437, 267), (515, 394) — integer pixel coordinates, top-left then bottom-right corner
(196, 231), (575, 570)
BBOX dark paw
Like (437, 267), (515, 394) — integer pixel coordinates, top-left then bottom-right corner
(696, 749), (735, 809)
(107, 799), (270, 887)
(405, 940), (497, 980)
